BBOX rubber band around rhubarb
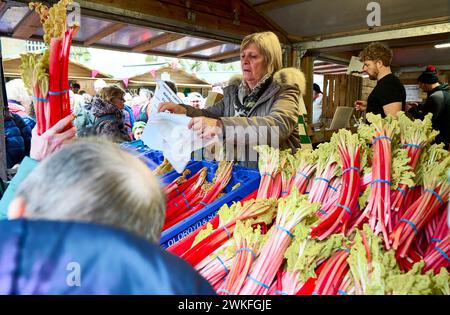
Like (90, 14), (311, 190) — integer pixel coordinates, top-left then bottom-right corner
(434, 246), (450, 262)
(337, 248), (350, 253)
(236, 247), (257, 259)
(328, 185), (338, 192)
(400, 218), (419, 234)
(199, 201), (208, 206)
(296, 171), (310, 180)
(181, 192), (191, 209)
(397, 187), (406, 195)
(273, 225), (294, 238)
(318, 209), (328, 215)
(216, 256), (229, 274)
(48, 89), (70, 95)
(247, 275), (270, 290)
(401, 143), (423, 149)
(336, 203), (352, 215)
(425, 189), (445, 205)
(261, 172), (274, 179)
(281, 191), (289, 195)
(371, 179), (392, 186)
(431, 238), (442, 243)
(221, 225), (232, 239)
(337, 290), (348, 295)
(315, 177), (330, 184)
(176, 187), (181, 195)
(275, 290), (288, 295)
(217, 289), (231, 295)
(32, 96), (48, 102)
(372, 136), (392, 144)
(342, 166), (360, 174)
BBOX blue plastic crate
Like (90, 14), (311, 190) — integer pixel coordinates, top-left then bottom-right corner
(159, 161), (260, 249)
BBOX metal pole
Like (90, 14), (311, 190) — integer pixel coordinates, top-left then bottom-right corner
(0, 39), (8, 180)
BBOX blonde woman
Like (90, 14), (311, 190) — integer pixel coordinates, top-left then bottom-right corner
(158, 31), (306, 166)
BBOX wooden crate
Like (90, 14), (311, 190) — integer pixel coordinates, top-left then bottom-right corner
(322, 74), (363, 120)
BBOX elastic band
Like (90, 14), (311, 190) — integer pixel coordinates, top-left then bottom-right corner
(372, 136), (392, 144)
(431, 238), (442, 243)
(275, 290), (288, 295)
(342, 166), (360, 174)
(181, 192), (191, 209)
(304, 191), (310, 195)
(216, 256), (229, 275)
(400, 218), (418, 234)
(397, 187), (406, 196)
(175, 187), (181, 195)
(274, 225), (294, 238)
(48, 89), (70, 95)
(434, 246), (450, 262)
(217, 289), (231, 295)
(337, 290), (348, 295)
(32, 96), (48, 102)
(425, 189), (445, 205)
(200, 201), (208, 206)
(328, 185), (338, 192)
(296, 171), (310, 180)
(261, 172), (274, 179)
(236, 247), (257, 259)
(336, 203), (352, 216)
(401, 143), (423, 149)
(247, 275), (270, 290)
(312, 292), (318, 295)
(319, 209), (328, 216)
(281, 191), (289, 195)
(315, 177), (330, 184)
(371, 179), (392, 186)
(221, 225), (232, 239)
(337, 248), (350, 253)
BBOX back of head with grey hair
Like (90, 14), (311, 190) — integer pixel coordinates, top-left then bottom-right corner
(15, 139), (166, 243)
(139, 88), (153, 100)
(240, 31), (283, 76)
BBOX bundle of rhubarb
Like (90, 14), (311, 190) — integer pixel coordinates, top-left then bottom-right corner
(162, 161), (233, 230)
(169, 112), (450, 295)
(20, 0), (78, 135)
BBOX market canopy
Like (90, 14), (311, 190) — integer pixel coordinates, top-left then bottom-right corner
(1, 0), (448, 69)
(2, 55), (112, 80)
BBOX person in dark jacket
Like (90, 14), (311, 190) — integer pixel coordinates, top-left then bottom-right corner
(0, 219), (214, 294)
(3, 111), (32, 168)
(87, 85), (131, 141)
(407, 65), (450, 149)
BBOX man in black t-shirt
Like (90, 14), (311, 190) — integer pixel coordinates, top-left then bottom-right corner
(354, 42), (406, 118)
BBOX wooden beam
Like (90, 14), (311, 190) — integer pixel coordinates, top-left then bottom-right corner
(12, 10), (41, 39)
(300, 56), (314, 124)
(83, 22), (126, 46)
(209, 49), (240, 62)
(132, 33), (185, 53)
(254, 0), (310, 12)
(176, 41), (223, 57)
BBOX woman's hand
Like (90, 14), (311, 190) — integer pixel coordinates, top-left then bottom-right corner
(158, 102), (187, 114)
(188, 117), (223, 140)
(30, 115), (76, 161)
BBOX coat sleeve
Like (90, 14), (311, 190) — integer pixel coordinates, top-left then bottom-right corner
(182, 99), (226, 119)
(0, 157), (39, 220)
(220, 84), (300, 146)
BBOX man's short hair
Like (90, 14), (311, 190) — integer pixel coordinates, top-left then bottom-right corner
(71, 83), (81, 89)
(359, 42), (393, 67)
(15, 139), (166, 243)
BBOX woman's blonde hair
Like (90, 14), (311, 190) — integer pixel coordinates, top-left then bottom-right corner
(100, 85), (125, 104)
(240, 31), (283, 76)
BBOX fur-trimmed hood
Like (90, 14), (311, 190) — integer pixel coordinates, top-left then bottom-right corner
(274, 67), (307, 115)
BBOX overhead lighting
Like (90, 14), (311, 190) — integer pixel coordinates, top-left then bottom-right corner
(435, 43), (450, 49)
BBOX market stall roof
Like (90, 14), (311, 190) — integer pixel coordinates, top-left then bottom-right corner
(1, 0), (449, 69)
(2, 55), (113, 80)
(128, 65), (211, 88)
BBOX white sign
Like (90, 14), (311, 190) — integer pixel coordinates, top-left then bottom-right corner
(404, 84), (422, 102)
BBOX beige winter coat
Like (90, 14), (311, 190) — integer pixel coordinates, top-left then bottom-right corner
(183, 67), (307, 167)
